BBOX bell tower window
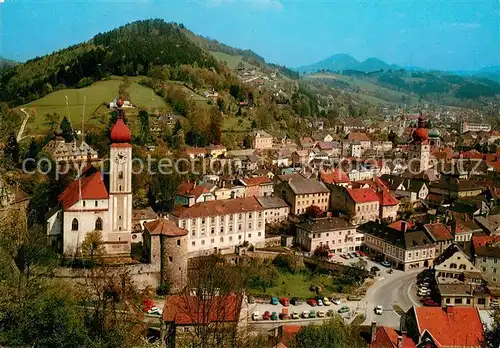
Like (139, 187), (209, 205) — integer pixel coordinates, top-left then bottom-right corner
(118, 171), (123, 179)
(71, 219), (79, 231)
(95, 218), (103, 231)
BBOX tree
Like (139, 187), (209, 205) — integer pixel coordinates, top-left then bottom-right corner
(208, 107), (223, 145)
(305, 205), (325, 218)
(351, 258), (367, 270)
(4, 131), (20, 166)
(60, 116), (74, 142)
(481, 307), (500, 348)
(273, 253), (306, 274)
(44, 112), (60, 130)
(151, 171), (182, 212)
(292, 317), (366, 348)
(138, 109), (151, 144)
(314, 245), (330, 259)
(81, 230), (106, 262)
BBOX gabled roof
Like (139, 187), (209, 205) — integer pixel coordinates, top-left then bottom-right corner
(144, 219), (188, 237)
(346, 187), (379, 204)
(414, 306), (483, 347)
(377, 189), (399, 206)
(347, 132), (371, 142)
(369, 326), (415, 348)
(288, 178), (329, 195)
(172, 196), (263, 219)
(472, 235), (500, 258)
(389, 220), (414, 232)
(58, 166), (108, 210)
(315, 141), (334, 150)
(424, 223), (453, 242)
(320, 169), (350, 184)
(162, 294), (242, 325)
(239, 176), (272, 187)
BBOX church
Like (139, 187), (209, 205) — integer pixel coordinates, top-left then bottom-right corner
(47, 99), (133, 257)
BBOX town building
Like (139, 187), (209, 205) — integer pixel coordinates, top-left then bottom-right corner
(377, 189), (399, 223)
(407, 115), (430, 173)
(320, 169), (351, 187)
(256, 196), (290, 224)
(460, 120), (491, 134)
(281, 177), (330, 215)
(46, 103), (133, 256)
(330, 186), (380, 225)
(359, 221), (436, 271)
(43, 127), (99, 165)
(381, 175), (428, 202)
(169, 197), (266, 257)
(423, 222), (454, 255)
(238, 176), (274, 197)
(349, 141), (362, 158)
(0, 179), (29, 223)
(205, 144), (227, 158)
(175, 182), (215, 207)
(429, 179), (484, 199)
(247, 130), (273, 149)
(472, 235), (500, 286)
(295, 217), (363, 253)
(131, 207), (158, 243)
(400, 306), (484, 348)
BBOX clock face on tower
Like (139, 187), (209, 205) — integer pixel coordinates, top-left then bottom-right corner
(115, 151), (128, 164)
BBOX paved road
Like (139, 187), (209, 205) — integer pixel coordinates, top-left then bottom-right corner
(362, 269), (420, 328)
(17, 108), (30, 142)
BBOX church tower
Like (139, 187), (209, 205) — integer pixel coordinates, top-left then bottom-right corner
(408, 114), (430, 174)
(107, 98), (132, 255)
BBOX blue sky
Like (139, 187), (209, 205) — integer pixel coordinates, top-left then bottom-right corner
(1, 0), (499, 70)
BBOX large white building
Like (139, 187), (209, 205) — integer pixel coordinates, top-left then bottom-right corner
(46, 105), (133, 257)
(169, 196), (266, 257)
(460, 121), (491, 134)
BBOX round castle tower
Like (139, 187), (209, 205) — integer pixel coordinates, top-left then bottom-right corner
(144, 219), (188, 293)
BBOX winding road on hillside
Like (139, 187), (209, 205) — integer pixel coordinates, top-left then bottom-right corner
(17, 108), (30, 142)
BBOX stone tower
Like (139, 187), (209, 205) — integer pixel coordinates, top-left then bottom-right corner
(408, 114), (430, 174)
(144, 219), (188, 293)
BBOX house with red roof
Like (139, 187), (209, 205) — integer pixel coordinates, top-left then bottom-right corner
(320, 169), (351, 187)
(238, 176), (274, 197)
(369, 324), (415, 348)
(377, 189), (399, 223)
(401, 305), (484, 348)
(162, 294), (244, 348)
(176, 182), (215, 207)
(423, 222), (454, 255)
(46, 105), (133, 256)
(329, 185), (381, 225)
(269, 325), (302, 348)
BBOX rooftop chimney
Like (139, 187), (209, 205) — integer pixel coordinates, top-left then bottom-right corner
(401, 221), (407, 233)
(370, 321), (377, 343)
(397, 335), (403, 348)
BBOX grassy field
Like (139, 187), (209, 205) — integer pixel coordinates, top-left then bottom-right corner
(210, 51), (257, 70)
(248, 272), (338, 299)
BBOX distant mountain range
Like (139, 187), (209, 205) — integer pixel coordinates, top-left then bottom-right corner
(297, 53), (500, 82)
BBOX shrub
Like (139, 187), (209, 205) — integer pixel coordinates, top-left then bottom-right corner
(156, 282), (170, 296)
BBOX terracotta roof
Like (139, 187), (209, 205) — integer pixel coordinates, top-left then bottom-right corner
(110, 118), (132, 143)
(280, 325), (301, 347)
(162, 294), (242, 325)
(320, 170), (350, 184)
(315, 141), (333, 150)
(415, 307), (483, 347)
(389, 220), (414, 231)
(59, 166), (108, 210)
(347, 132), (371, 142)
(472, 235), (500, 258)
(177, 182), (195, 194)
(369, 326), (415, 348)
(239, 176), (272, 186)
(377, 189), (399, 206)
(144, 219), (188, 237)
(184, 147), (207, 155)
(424, 223), (453, 242)
(346, 188), (379, 204)
(172, 196), (263, 219)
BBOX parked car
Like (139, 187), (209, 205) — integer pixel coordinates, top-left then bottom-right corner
(252, 311), (260, 321)
(147, 307), (162, 315)
(348, 295), (362, 301)
(309, 310), (316, 318)
(349, 252), (358, 258)
(358, 251), (367, 257)
(423, 299), (440, 307)
(326, 309), (336, 317)
(302, 310), (309, 319)
(271, 312), (278, 320)
(271, 297), (279, 305)
(280, 312), (290, 320)
(317, 299), (324, 306)
(322, 297), (332, 306)
(331, 298), (341, 305)
(317, 310), (325, 317)
(381, 261), (391, 267)
(292, 312), (300, 319)
(340, 254), (348, 259)
(291, 297), (302, 306)
(374, 305), (383, 315)
(280, 297), (290, 307)
(307, 298), (317, 306)
(337, 306), (349, 314)
(263, 311), (271, 320)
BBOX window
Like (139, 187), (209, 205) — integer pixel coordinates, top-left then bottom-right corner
(201, 240), (205, 245)
(95, 200), (98, 207)
(220, 227), (224, 234)
(83, 201), (86, 207)
(229, 236), (233, 242)
(258, 212), (262, 218)
(119, 215), (122, 220)
(258, 221), (262, 228)
(191, 231), (196, 237)
(118, 171), (123, 179)
(450, 263), (457, 269)
(248, 234), (252, 238)
(454, 298), (462, 304)
(494, 268), (497, 274)
(466, 298), (471, 304)
(238, 224), (242, 231)
(249, 213), (252, 218)
(230, 215), (233, 221)
(211, 238), (214, 244)
(192, 241), (196, 246)
(71, 218), (79, 231)
(258, 232), (261, 237)
(119, 185), (122, 191)
(446, 298), (450, 304)
(220, 237), (224, 242)
(183, 327), (189, 333)
(202, 218), (206, 225)
(177, 239), (181, 247)
(95, 218), (103, 231)
(169, 256), (173, 262)
(239, 213), (243, 220)
(211, 228), (215, 234)
(238, 235), (242, 240)
(248, 223), (252, 229)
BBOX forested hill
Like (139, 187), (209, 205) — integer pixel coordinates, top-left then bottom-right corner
(0, 19), (220, 106)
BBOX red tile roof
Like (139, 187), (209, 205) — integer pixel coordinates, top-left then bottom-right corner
(315, 141), (333, 150)
(184, 147), (207, 155)
(320, 169), (350, 184)
(176, 182), (211, 199)
(346, 187), (379, 204)
(472, 235), (500, 257)
(280, 325), (302, 347)
(240, 176), (272, 186)
(377, 189), (399, 206)
(59, 166), (108, 210)
(172, 196), (263, 219)
(389, 220), (414, 231)
(415, 306), (483, 347)
(162, 294), (242, 325)
(145, 219), (188, 237)
(424, 223), (453, 241)
(347, 132), (371, 142)
(369, 326), (415, 348)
